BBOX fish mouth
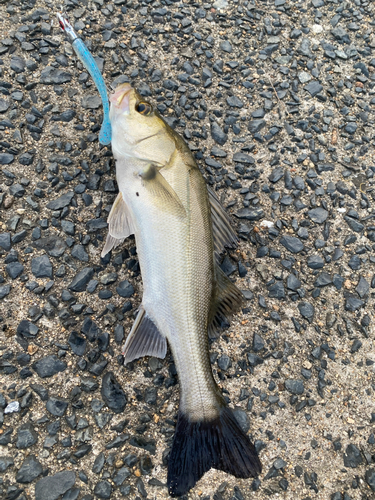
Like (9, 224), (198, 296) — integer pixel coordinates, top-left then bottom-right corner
(110, 83), (132, 112)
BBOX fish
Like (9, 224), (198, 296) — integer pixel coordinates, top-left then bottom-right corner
(102, 83), (262, 497)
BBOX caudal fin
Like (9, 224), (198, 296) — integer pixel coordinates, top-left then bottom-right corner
(167, 407), (262, 497)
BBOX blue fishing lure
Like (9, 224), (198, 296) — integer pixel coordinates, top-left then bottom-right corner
(57, 13), (111, 145)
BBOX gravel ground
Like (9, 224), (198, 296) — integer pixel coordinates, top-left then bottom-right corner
(0, 0), (375, 499)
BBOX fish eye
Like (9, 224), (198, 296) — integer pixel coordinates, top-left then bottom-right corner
(136, 102), (152, 115)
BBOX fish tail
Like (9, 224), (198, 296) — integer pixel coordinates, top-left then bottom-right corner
(167, 406), (262, 497)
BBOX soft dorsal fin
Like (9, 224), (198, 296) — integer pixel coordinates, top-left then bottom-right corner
(207, 186), (238, 260)
(101, 192), (134, 257)
(122, 306), (167, 364)
(138, 163), (186, 219)
(208, 265), (243, 339)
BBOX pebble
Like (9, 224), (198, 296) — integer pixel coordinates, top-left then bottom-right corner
(35, 471), (76, 500)
(31, 254), (53, 278)
(16, 454), (43, 483)
(343, 444), (363, 468)
(101, 372), (127, 413)
(32, 355), (67, 378)
(280, 236), (304, 254)
(16, 423), (38, 449)
(69, 267), (95, 292)
(211, 122), (228, 145)
(285, 379), (304, 395)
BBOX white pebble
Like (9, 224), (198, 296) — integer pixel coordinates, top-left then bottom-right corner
(4, 401), (20, 414)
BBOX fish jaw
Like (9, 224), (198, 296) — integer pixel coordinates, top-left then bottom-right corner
(110, 83), (132, 114)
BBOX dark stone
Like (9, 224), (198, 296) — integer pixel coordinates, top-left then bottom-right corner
(16, 455), (43, 483)
(116, 280), (134, 298)
(16, 423), (38, 449)
(220, 41), (232, 53)
(298, 301), (315, 322)
(32, 355), (67, 378)
(101, 372), (127, 414)
(81, 317), (101, 342)
(217, 354), (231, 371)
(68, 268), (94, 292)
(356, 277), (369, 298)
(113, 466), (131, 486)
(46, 397), (68, 416)
(31, 254), (53, 278)
(17, 320), (38, 338)
(280, 235), (304, 253)
(35, 471), (76, 500)
(211, 122), (227, 145)
(345, 295), (364, 312)
(233, 152), (254, 164)
(46, 192), (74, 210)
(0, 455), (14, 472)
(51, 110), (76, 122)
(344, 216), (364, 233)
(0, 232), (11, 251)
(365, 469), (375, 491)
(269, 167), (284, 183)
(234, 207), (264, 221)
(94, 481), (112, 499)
(248, 119), (266, 134)
(6, 261), (24, 279)
(0, 153), (15, 165)
(304, 81), (323, 97)
(252, 333), (265, 352)
(343, 444), (363, 468)
(314, 273), (332, 287)
(82, 95), (102, 109)
(307, 255), (324, 269)
(308, 208), (328, 224)
(268, 281), (285, 299)
(68, 331), (87, 356)
(234, 408), (250, 433)
(40, 67), (72, 84)
(0, 284), (11, 299)
(285, 379), (304, 395)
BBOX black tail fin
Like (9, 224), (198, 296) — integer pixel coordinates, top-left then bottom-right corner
(167, 407), (262, 497)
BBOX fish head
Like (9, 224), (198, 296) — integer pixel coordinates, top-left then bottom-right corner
(110, 83), (176, 164)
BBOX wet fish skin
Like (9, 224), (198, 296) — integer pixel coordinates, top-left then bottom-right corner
(104, 83), (261, 496)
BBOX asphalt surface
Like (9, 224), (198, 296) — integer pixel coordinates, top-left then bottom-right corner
(0, 0), (375, 499)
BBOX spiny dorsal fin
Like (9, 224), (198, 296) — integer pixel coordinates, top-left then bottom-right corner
(208, 265), (243, 339)
(123, 306), (167, 364)
(101, 192), (134, 257)
(207, 186), (238, 260)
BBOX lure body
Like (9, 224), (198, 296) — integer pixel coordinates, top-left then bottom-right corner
(57, 13), (111, 145)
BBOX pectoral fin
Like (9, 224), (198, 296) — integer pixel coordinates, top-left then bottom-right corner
(123, 306), (167, 364)
(101, 192), (134, 257)
(139, 164), (186, 219)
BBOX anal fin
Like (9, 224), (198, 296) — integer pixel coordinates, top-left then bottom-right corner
(101, 192), (134, 257)
(123, 306), (167, 364)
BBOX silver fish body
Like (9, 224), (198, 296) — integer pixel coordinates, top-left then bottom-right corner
(103, 83), (261, 496)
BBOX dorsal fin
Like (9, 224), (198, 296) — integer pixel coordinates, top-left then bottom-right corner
(207, 186), (238, 260)
(208, 265), (243, 339)
(101, 192), (134, 257)
(123, 306), (167, 364)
